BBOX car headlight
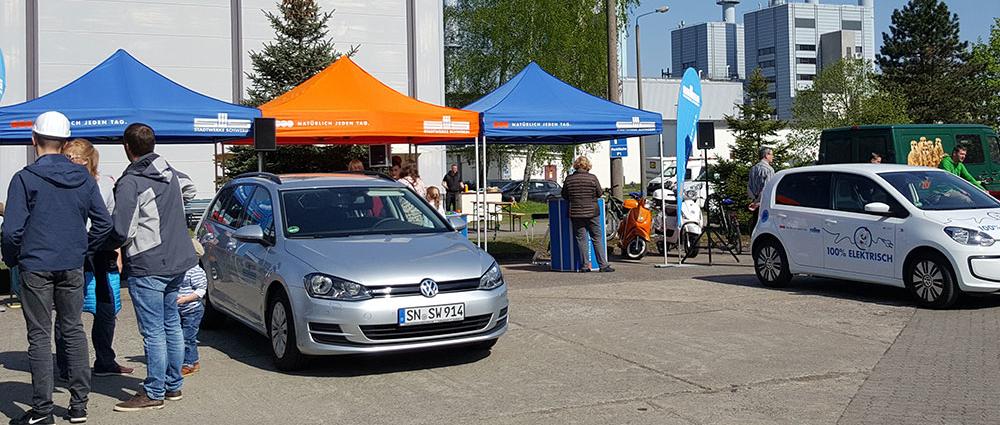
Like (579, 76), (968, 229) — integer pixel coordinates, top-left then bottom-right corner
(479, 263), (505, 290)
(303, 273), (372, 300)
(944, 227), (995, 247)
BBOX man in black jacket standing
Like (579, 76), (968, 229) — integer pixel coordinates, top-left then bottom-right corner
(442, 163), (463, 212)
(2, 111), (112, 425)
(561, 156), (614, 273)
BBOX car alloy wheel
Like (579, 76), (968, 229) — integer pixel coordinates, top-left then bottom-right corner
(757, 246), (782, 282)
(266, 292), (308, 371)
(905, 254), (958, 309)
(911, 260), (945, 302)
(753, 239), (791, 287)
(270, 302), (288, 358)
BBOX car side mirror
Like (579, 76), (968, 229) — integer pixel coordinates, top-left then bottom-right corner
(448, 216), (468, 232)
(233, 224), (268, 244)
(864, 202), (892, 215)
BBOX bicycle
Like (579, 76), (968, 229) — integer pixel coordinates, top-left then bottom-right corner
(602, 187), (626, 239)
(706, 194), (743, 255)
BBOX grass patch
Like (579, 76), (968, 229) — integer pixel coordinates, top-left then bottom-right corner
(509, 200), (549, 215)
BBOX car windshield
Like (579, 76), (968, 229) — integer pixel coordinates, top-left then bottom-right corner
(878, 171), (1000, 211)
(280, 187), (449, 238)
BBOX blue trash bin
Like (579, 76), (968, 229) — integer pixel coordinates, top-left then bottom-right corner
(445, 211), (469, 238)
(549, 198), (606, 272)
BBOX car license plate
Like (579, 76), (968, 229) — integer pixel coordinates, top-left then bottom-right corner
(398, 303), (465, 326)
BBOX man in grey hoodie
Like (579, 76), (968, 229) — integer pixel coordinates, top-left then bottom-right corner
(106, 123), (197, 412)
(2, 111), (112, 425)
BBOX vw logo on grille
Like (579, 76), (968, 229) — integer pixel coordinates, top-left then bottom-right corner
(419, 279), (439, 298)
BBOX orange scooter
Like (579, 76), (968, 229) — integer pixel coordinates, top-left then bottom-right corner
(617, 192), (652, 260)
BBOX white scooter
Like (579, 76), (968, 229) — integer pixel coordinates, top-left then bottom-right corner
(651, 187), (704, 258)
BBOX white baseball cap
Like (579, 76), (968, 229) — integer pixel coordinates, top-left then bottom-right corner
(32, 111), (71, 139)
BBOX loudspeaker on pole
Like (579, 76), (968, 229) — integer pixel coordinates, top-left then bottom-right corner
(697, 121), (715, 150)
(253, 118), (276, 152)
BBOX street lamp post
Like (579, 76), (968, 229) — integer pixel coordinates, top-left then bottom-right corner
(635, 6), (669, 194)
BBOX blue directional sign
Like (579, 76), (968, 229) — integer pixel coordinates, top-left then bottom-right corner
(609, 138), (628, 158)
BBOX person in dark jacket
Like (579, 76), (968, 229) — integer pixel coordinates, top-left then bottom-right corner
(561, 156), (614, 273)
(106, 123), (198, 412)
(1, 111), (112, 425)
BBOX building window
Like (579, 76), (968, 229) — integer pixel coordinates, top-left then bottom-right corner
(797, 57), (817, 64)
(797, 74), (815, 81)
(681, 61), (697, 69)
(759, 60), (775, 68)
(855, 46), (863, 56)
(846, 47), (852, 56)
(765, 76), (776, 83)
(796, 44), (816, 51)
(842, 20), (863, 31)
(758, 47), (775, 55)
(795, 18), (816, 28)
(767, 92), (777, 100)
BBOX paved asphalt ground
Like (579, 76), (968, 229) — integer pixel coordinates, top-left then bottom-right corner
(1, 253), (999, 424)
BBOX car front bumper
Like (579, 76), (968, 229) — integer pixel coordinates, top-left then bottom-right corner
(292, 285), (509, 355)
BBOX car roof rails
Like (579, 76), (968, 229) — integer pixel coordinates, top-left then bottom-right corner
(235, 172), (281, 185)
(346, 170), (397, 182)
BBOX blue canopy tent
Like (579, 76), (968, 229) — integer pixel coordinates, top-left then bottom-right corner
(457, 62), (664, 250)
(0, 49), (260, 144)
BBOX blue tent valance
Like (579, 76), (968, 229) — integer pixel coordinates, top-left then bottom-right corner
(465, 62), (662, 145)
(0, 49), (260, 144)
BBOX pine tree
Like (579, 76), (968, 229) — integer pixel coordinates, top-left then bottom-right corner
(725, 68), (786, 165)
(246, 0), (354, 107)
(877, 0), (978, 123)
(716, 67), (786, 229)
(226, 0), (361, 179)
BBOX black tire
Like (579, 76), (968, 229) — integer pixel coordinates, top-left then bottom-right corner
(468, 338), (499, 351)
(905, 253), (959, 309)
(682, 232), (700, 258)
(753, 238), (792, 287)
(606, 213), (620, 239)
(267, 291), (309, 371)
(624, 238), (647, 260)
(727, 214), (743, 255)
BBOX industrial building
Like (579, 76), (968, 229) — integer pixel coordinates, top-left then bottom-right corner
(671, 0), (745, 81)
(744, 0), (876, 119)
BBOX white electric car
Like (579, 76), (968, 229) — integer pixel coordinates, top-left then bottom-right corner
(751, 164), (1000, 308)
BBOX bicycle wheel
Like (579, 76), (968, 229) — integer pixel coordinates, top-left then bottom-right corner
(727, 211), (743, 254)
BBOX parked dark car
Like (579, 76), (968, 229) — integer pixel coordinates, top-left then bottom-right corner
(501, 180), (561, 202)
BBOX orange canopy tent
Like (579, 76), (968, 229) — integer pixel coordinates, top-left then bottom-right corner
(256, 56), (479, 145)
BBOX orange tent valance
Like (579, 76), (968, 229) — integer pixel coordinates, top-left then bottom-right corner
(256, 57), (479, 145)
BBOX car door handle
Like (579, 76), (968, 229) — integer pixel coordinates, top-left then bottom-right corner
(776, 213), (788, 218)
(824, 219), (838, 224)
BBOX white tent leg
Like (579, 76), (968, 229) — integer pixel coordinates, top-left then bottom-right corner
(474, 135), (481, 247)
(483, 136), (489, 253)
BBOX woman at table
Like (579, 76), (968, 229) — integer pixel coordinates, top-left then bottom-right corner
(398, 162), (428, 200)
(561, 156), (614, 273)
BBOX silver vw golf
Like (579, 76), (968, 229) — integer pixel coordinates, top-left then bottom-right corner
(195, 172), (508, 370)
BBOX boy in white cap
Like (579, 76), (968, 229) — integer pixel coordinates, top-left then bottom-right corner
(2, 111), (112, 424)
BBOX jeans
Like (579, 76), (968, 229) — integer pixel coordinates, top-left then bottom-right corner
(571, 216), (609, 270)
(180, 305), (204, 366)
(20, 269), (90, 414)
(129, 274), (185, 400)
(56, 301), (118, 373)
(446, 191), (459, 212)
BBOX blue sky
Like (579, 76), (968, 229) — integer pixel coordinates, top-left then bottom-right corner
(623, 0), (1000, 77)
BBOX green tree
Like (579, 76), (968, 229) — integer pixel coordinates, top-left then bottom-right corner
(877, 0), (979, 123)
(971, 18), (1000, 129)
(444, 0), (637, 201)
(225, 0), (361, 179)
(789, 59), (912, 162)
(717, 68), (786, 228)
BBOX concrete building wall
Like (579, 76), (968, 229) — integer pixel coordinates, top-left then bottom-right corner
(672, 22), (744, 81)
(744, 0), (875, 120)
(0, 0), (447, 202)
